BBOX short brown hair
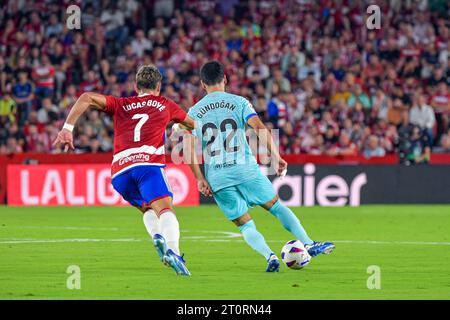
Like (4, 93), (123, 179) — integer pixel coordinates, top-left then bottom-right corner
(136, 65), (162, 90)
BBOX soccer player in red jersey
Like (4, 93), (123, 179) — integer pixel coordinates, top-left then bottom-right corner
(53, 65), (196, 275)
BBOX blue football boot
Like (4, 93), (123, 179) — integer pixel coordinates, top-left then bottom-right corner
(305, 241), (335, 257)
(266, 254), (280, 272)
(152, 234), (167, 262)
(163, 249), (191, 276)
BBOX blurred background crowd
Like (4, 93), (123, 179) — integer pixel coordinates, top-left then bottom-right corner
(0, 0), (449, 165)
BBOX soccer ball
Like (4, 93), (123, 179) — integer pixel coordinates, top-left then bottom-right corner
(281, 240), (311, 269)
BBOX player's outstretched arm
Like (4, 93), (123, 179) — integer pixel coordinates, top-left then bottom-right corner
(53, 92), (107, 152)
(181, 115), (195, 130)
(184, 134), (212, 197)
(247, 115), (288, 176)
(172, 115), (195, 131)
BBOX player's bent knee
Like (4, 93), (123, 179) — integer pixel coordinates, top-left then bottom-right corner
(232, 213), (252, 227)
(150, 196), (175, 216)
(262, 195), (279, 210)
(158, 208), (173, 216)
(154, 207), (175, 217)
(238, 219), (256, 233)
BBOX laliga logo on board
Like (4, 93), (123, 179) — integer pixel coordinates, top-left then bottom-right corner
(8, 164), (199, 206)
(267, 163), (367, 207)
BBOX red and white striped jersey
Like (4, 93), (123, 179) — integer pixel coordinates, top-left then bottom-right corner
(103, 93), (187, 178)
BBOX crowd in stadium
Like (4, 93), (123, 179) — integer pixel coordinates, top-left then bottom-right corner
(0, 0), (449, 164)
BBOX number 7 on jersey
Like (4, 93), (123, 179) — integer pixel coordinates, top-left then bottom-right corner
(132, 113), (149, 142)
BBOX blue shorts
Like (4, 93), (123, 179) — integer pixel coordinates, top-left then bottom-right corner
(111, 165), (173, 209)
(213, 172), (276, 221)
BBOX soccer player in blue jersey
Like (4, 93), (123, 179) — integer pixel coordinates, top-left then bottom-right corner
(175, 61), (335, 272)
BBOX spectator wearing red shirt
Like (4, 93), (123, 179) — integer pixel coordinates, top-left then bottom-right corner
(32, 55), (55, 99)
(430, 82), (450, 142)
(79, 71), (103, 95)
(326, 131), (358, 157)
(1, 19), (17, 45)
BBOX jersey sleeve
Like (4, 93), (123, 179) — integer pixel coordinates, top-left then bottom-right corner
(167, 99), (187, 123)
(104, 96), (121, 115)
(240, 97), (258, 123)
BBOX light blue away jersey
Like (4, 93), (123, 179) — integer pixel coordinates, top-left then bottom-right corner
(188, 91), (260, 192)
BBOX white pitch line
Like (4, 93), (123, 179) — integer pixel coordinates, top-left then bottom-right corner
(3, 226), (243, 238)
(0, 238), (142, 244)
(331, 240), (450, 246)
(3, 227), (448, 246)
(184, 239), (450, 246)
(4, 226), (121, 231)
(0, 236), (236, 244)
(1, 238), (450, 246)
(207, 239), (450, 246)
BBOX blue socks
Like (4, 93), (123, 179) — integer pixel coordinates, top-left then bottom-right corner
(269, 200), (314, 245)
(239, 220), (273, 260)
(237, 202), (312, 261)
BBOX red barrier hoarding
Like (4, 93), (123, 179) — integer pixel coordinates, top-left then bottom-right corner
(7, 164), (199, 206)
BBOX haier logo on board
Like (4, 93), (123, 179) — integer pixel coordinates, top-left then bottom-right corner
(264, 164), (367, 207)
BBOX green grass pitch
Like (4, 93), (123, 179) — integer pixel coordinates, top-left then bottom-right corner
(1, 205), (449, 300)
